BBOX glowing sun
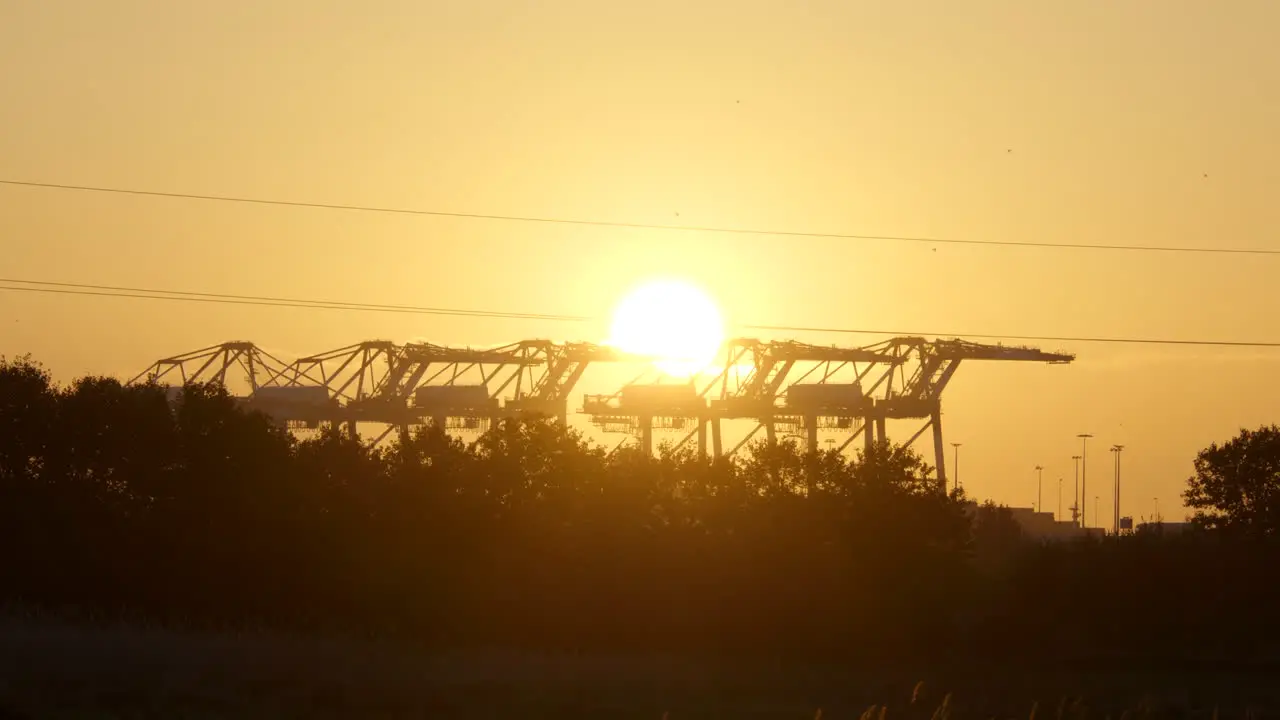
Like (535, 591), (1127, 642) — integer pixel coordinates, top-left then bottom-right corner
(608, 279), (725, 377)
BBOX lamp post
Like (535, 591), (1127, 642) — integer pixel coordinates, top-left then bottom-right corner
(1154, 497), (1160, 522)
(951, 442), (962, 493)
(1071, 455), (1082, 525)
(1077, 434), (1094, 527)
(1058, 478), (1063, 520)
(1111, 444), (1125, 534)
(1035, 465), (1044, 513)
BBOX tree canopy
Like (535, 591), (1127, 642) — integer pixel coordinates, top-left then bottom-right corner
(1183, 425), (1280, 533)
(4, 355), (1280, 665)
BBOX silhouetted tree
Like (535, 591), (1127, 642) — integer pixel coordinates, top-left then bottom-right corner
(1183, 424), (1280, 534)
(10, 356), (1280, 665)
(0, 355), (56, 489)
(48, 376), (175, 508)
(972, 500), (1024, 563)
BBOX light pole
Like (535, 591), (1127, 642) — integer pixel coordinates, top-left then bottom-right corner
(951, 443), (962, 493)
(1035, 465), (1044, 513)
(1078, 434), (1094, 527)
(1058, 478), (1063, 520)
(1154, 497), (1160, 522)
(1111, 444), (1124, 534)
(1095, 495), (1100, 530)
(1071, 455), (1082, 525)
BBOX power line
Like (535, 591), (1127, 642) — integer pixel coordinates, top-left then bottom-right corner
(5, 277), (1280, 349)
(3, 178), (1276, 257)
(746, 323), (1280, 348)
(0, 284), (593, 323)
(0, 278), (590, 322)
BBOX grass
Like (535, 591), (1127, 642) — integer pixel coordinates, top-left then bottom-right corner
(0, 610), (1274, 718)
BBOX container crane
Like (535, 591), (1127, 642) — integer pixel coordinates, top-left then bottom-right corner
(871, 337), (1075, 492)
(701, 339), (900, 455)
(275, 341), (400, 435)
(136, 336), (1075, 480)
(504, 341), (634, 423)
(130, 341), (293, 395)
(383, 341), (544, 433)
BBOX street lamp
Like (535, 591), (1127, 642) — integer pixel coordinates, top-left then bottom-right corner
(1035, 465), (1044, 513)
(1110, 444), (1125, 534)
(1071, 455), (1082, 525)
(1058, 478), (1063, 520)
(1154, 497), (1160, 523)
(951, 442), (962, 493)
(1077, 434), (1094, 527)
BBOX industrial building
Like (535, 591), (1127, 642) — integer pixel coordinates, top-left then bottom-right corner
(963, 502), (1102, 541)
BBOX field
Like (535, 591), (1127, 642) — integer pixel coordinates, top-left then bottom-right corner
(1, 610), (1276, 719)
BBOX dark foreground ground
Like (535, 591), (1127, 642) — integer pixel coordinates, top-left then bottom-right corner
(0, 612), (1276, 719)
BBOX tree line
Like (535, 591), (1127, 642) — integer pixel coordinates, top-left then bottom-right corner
(3, 355), (1280, 666)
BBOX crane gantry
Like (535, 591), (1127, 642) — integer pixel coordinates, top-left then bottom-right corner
(132, 336), (1074, 489)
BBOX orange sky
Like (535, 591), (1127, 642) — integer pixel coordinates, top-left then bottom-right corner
(3, 1), (1280, 522)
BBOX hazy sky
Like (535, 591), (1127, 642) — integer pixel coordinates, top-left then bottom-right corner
(3, 1), (1279, 521)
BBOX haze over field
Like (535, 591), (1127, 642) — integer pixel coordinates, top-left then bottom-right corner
(4, 1), (1280, 518)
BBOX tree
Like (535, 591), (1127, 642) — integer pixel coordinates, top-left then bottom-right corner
(1183, 425), (1280, 534)
(848, 439), (939, 496)
(0, 355), (56, 488)
(0, 354), (1007, 656)
(971, 500), (1025, 575)
(48, 376), (176, 508)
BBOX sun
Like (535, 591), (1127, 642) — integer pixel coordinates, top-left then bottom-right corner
(607, 279), (725, 377)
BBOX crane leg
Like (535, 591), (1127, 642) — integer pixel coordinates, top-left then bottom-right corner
(805, 415), (818, 454)
(640, 415), (653, 457)
(698, 419), (707, 458)
(712, 419), (723, 457)
(931, 408), (947, 494)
